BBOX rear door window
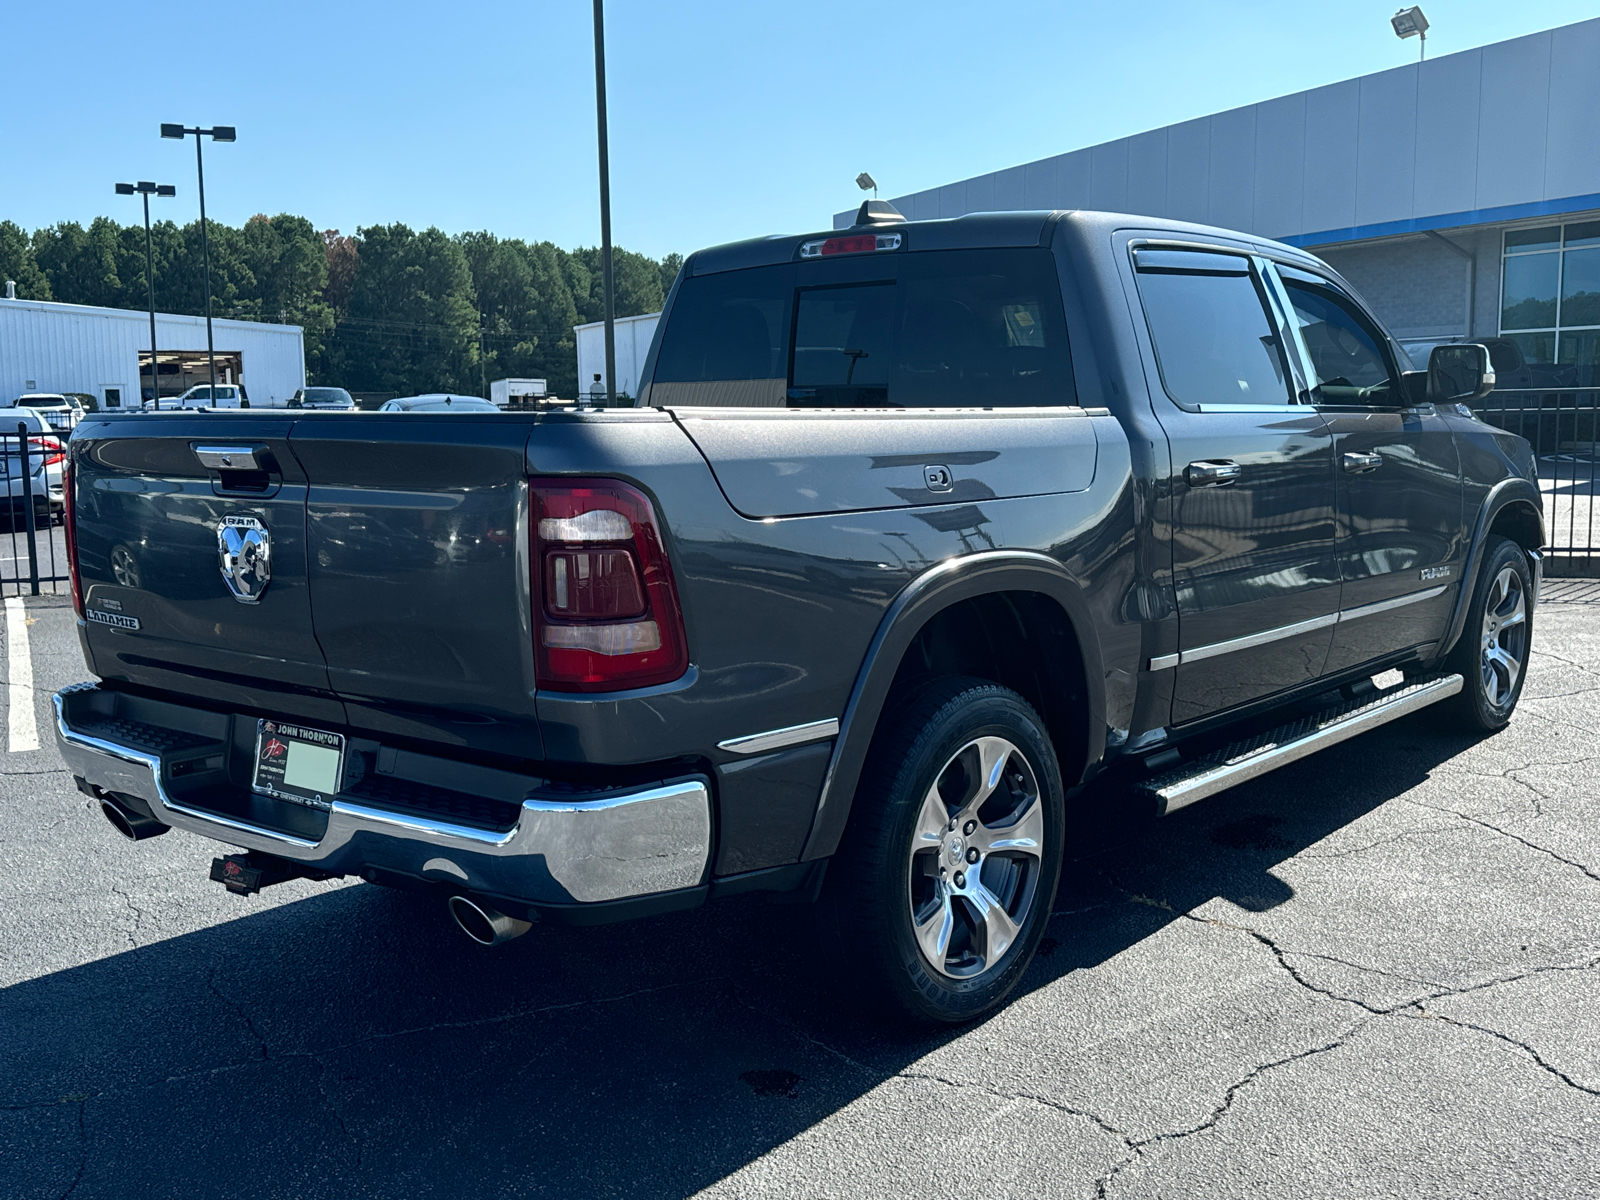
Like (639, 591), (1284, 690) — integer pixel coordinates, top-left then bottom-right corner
(650, 248), (1076, 408)
(1133, 248), (1296, 407)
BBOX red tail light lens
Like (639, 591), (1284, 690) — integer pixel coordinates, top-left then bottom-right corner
(62, 460), (83, 617)
(30, 438), (63, 467)
(531, 479), (688, 692)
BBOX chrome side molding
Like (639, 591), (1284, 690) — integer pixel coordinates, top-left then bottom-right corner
(717, 718), (839, 756)
(1148, 584), (1450, 671)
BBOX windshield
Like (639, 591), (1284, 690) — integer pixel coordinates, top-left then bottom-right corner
(304, 388), (352, 403)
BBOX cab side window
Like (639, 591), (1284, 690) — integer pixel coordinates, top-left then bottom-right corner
(1133, 248), (1297, 407)
(1278, 269), (1397, 406)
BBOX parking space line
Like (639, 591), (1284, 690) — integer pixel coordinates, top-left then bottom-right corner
(6, 596), (38, 752)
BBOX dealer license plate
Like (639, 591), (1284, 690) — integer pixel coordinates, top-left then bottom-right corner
(253, 719), (345, 810)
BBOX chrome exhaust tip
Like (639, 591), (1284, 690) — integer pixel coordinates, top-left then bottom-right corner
(99, 794), (169, 841)
(447, 895), (532, 946)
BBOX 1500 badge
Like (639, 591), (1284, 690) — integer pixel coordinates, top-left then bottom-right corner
(1420, 566), (1453, 581)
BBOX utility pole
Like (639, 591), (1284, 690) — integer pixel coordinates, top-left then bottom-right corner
(593, 0), (617, 408)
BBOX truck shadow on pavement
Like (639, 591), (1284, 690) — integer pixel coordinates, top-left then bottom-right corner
(2, 715), (1479, 1199)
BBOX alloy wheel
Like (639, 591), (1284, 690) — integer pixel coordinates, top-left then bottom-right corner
(907, 735), (1045, 979)
(1480, 564), (1527, 708)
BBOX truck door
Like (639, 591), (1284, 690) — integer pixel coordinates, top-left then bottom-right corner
(1129, 245), (1340, 725)
(1270, 264), (1464, 674)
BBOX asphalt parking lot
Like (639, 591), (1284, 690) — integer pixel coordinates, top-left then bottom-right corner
(3, 587), (1598, 1199)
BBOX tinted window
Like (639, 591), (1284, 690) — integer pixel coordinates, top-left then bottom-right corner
(1281, 276), (1396, 404)
(1135, 253), (1294, 406)
(305, 387), (353, 403)
(651, 249), (1075, 408)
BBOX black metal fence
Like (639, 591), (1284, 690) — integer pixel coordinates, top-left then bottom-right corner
(0, 423), (70, 598)
(1471, 388), (1599, 575)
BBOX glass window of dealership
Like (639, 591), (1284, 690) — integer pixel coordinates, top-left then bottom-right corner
(1501, 221), (1600, 385)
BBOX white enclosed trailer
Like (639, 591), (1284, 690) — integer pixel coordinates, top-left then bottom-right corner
(489, 378), (547, 408)
(0, 296), (305, 409)
(574, 311), (658, 403)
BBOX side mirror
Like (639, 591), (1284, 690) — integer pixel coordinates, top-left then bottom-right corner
(1429, 343), (1495, 404)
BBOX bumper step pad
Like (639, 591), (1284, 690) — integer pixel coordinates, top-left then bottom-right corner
(1136, 673), (1464, 815)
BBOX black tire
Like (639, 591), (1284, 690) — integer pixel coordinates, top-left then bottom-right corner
(1441, 536), (1533, 732)
(820, 677), (1065, 1025)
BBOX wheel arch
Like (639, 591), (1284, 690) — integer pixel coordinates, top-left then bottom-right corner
(1439, 478), (1544, 659)
(800, 551), (1104, 862)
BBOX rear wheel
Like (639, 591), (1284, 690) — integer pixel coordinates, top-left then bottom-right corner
(822, 677), (1064, 1025)
(1442, 536), (1532, 732)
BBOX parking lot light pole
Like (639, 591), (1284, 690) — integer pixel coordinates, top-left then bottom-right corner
(592, 0), (616, 407)
(160, 123), (236, 406)
(115, 181), (176, 409)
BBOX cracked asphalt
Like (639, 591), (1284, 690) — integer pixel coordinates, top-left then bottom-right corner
(3, 587), (1599, 1199)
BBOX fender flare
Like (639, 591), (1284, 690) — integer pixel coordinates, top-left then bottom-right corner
(1439, 477), (1544, 659)
(800, 550), (1105, 862)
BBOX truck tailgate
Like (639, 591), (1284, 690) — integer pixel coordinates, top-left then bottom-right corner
(72, 414), (339, 717)
(286, 415), (541, 758)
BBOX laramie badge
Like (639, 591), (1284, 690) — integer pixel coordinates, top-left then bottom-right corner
(218, 515), (271, 603)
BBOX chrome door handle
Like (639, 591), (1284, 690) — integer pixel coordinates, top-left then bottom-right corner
(1343, 451), (1383, 474)
(1185, 460), (1242, 488)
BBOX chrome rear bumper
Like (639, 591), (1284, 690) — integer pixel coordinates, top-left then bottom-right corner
(54, 683), (711, 908)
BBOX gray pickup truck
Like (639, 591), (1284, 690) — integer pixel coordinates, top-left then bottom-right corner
(55, 203), (1542, 1023)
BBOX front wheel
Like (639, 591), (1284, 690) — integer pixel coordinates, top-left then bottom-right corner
(1442, 536), (1533, 732)
(821, 678), (1065, 1025)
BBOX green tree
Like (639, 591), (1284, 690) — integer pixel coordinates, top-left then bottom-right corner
(458, 232), (583, 396)
(565, 245), (666, 323)
(32, 218), (124, 306)
(659, 252), (683, 300)
(0, 221), (50, 299)
(328, 223), (479, 394)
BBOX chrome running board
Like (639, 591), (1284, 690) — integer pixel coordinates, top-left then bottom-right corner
(1137, 673), (1464, 816)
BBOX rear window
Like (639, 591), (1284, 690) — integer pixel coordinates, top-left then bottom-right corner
(649, 248), (1076, 408)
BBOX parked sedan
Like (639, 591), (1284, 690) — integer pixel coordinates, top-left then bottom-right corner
(289, 387), (357, 411)
(0, 408), (66, 525)
(378, 394), (499, 412)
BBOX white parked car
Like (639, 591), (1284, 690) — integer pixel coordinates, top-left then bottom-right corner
(5, 393), (83, 434)
(378, 394), (499, 412)
(0, 408), (67, 525)
(150, 384), (250, 410)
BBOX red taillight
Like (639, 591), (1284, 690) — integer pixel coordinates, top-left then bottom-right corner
(530, 479), (688, 692)
(30, 437), (63, 467)
(63, 460), (83, 617)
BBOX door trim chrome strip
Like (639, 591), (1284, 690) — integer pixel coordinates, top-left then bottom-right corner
(1147, 584), (1452, 671)
(717, 718), (840, 756)
(1337, 584), (1448, 624)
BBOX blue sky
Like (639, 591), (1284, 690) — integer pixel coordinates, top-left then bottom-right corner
(4, 1), (1595, 260)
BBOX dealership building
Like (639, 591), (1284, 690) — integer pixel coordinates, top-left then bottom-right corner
(835, 17), (1600, 377)
(0, 295), (306, 409)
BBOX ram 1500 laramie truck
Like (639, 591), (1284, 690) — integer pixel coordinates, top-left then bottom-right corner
(55, 203), (1542, 1023)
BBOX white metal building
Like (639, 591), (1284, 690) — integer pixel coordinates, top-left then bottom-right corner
(834, 17), (1600, 375)
(575, 311), (658, 402)
(0, 296), (306, 409)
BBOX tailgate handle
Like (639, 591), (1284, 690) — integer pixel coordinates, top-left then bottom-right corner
(194, 444), (263, 471)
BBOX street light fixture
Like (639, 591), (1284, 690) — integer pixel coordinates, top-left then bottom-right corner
(1392, 6), (1429, 62)
(856, 172), (877, 197)
(115, 181), (176, 409)
(161, 122), (236, 404)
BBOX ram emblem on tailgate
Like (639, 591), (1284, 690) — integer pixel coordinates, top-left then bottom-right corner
(218, 515), (272, 604)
